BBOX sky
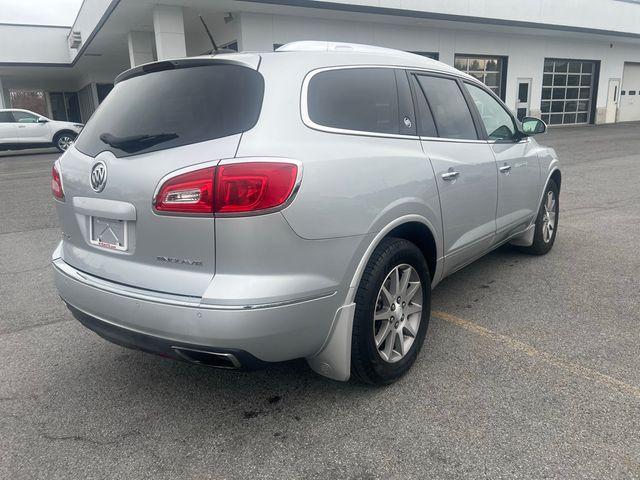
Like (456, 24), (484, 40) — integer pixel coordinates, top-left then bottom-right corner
(0, 0), (84, 26)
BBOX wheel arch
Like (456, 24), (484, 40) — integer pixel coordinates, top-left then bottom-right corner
(348, 215), (441, 303)
(53, 129), (77, 141)
(550, 168), (561, 191)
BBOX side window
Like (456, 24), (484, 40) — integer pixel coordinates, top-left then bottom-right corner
(464, 83), (517, 140)
(0, 112), (15, 123)
(415, 75), (478, 140)
(307, 68), (412, 135)
(12, 111), (39, 123)
(410, 76), (438, 137)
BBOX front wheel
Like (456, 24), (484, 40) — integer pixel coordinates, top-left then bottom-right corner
(54, 132), (77, 152)
(518, 179), (559, 255)
(351, 238), (431, 385)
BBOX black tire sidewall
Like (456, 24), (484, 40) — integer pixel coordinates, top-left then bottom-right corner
(530, 179), (559, 254)
(54, 132), (77, 152)
(352, 238), (431, 384)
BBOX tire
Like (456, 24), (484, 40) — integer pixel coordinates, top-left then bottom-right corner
(518, 179), (559, 255)
(351, 237), (431, 385)
(54, 132), (77, 152)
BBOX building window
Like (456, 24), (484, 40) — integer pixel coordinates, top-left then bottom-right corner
(410, 51), (439, 60)
(49, 92), (81, 123)
(541, 59), (597, 125)
(454, 55), (506, 100)
(9, 90), (48, 116)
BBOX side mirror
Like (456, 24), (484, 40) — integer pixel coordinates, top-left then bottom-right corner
(37, 117), (49, 123)
(521, 116), (546, 135)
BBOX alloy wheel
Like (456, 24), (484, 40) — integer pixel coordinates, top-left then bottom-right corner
(373, 264), (423, 363)
(542, 190), (557, 243)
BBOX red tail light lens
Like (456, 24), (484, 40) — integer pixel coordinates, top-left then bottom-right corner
(155, 167), (215, 214)
(154, 162), (298, 215)
(214, 162), (298, 213)
(52, 163), (64, 200)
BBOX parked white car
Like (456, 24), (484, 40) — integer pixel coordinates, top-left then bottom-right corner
(0, 109), (83, 152)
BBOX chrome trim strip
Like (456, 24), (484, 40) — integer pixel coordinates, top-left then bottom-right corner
(53, 257), (335, 310)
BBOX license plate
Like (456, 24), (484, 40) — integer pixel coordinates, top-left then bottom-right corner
(89, 216), (128, 251)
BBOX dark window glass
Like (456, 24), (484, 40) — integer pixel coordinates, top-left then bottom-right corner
(577, 113), (588, 123)
(307, 68), (401, 135)
(541, 101), (551, 113)
(564, 113), (577, 123)
(410, 51), (439, 60)
(0, 111), (15, 122)
(411, 76), (437, 137)
(75, 64), (264, 158)
(96, 84), (114, 103)
(566, 88), (579, 99)
(552, 89), (566, 100)
(416, 75), (477, 140)
(518, 82), (529, 102)
(629, 91), (637, 96)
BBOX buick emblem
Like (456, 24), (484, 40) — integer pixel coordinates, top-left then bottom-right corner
(90, 161), (107, 193)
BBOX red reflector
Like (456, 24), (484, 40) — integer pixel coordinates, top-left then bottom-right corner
(214, 162), (298, 213)
(155, 167), (215, 214)
(52, 163), (64, 200)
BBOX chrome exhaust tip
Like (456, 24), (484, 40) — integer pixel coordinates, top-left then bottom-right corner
(171, 346), (241, 369)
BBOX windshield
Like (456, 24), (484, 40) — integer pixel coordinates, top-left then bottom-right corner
(75, 63), (264, 158)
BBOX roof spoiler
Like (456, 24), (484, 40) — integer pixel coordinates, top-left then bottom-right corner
(115, 55), (261, 84)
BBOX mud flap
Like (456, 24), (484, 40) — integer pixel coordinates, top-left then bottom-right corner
(306, 302), (356, 381)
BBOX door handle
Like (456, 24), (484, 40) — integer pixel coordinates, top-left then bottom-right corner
(441, 170), (460, 181)
(17, 125), (27, 128)
(499, 164), (512, 174)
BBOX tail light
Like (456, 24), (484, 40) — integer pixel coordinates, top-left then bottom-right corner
(154, 161), (299, 215)
(52, 162), (64, 200)
(155, 167), (215, 214)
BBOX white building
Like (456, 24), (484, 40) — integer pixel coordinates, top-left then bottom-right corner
(2, 0), (640, 126)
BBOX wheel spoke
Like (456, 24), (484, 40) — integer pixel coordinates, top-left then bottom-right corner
(405, 282), (420, 303)
(404, 303), (422, 317)
(396, 328), (405, 357)
(380, 285), (394, 307)
(374, 307), (391, 321)
(404, 318), (419, 337)
(382, 329), (396, 360)
(375, 321), (392, 347)
(390, 267), (400, 297)
(399, 267), (411, 298)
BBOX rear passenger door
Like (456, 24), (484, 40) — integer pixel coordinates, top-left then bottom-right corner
(411, 73), (498, 276)
(0, 111), (18, 142)
(463, 82), (541, 241)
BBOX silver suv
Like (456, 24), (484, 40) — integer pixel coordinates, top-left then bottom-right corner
(52, 42), (561, 385)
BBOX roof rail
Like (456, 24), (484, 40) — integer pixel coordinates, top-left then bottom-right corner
(275, 41), (418, 58)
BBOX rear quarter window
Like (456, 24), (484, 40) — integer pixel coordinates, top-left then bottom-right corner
(75, 64), (264, 158)
(306, 68), (414, 136)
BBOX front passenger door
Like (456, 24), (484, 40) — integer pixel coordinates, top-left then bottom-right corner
(463, 82), (541, 241)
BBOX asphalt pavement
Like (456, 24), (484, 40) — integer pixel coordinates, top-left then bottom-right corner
(1, 123), (639, 479)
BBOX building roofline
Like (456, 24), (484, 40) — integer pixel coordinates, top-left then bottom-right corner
(246, 0), (640, 40)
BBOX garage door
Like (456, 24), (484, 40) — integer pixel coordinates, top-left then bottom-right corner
(541, 58), (597, 125)
(619, 63), (640, 122)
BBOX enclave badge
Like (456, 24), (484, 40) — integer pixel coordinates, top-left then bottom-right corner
(90, 161), (108, 192)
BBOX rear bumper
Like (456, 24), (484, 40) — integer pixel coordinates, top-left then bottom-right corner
(53, 256), (340, 363)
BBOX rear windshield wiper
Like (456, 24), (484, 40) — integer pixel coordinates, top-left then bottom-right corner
(99, 132), (179, 153)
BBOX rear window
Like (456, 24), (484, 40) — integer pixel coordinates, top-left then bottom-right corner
(75, 64), (264, 158)
(307, 68), (409, 135)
